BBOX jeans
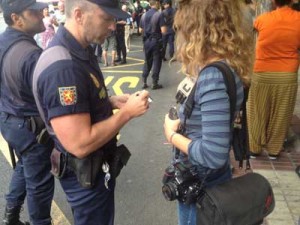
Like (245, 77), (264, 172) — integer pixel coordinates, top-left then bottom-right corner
(0, 112), (54, 225)
(178, 203), (197, 225)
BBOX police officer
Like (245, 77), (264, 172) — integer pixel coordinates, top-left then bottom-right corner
(0, 0), (54, 225)
(115, 18), (127, 64)
(134, 0), (144, 35)
(32, 0), (150, 224)
(162, 0), (175, 61)
(140, 0), (167, 89)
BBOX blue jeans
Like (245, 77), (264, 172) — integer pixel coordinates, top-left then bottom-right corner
(178, 166), (232, 225)
(60, 168), (116, 225)
(0, 112), (54, 225)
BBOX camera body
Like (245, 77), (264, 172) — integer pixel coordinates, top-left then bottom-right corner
(162, 161), (203, 204)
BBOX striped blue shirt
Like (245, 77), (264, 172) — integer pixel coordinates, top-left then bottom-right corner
(178, 65), (244, 174)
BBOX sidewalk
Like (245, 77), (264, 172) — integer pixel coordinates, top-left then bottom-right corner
(232, 72), (300, 225)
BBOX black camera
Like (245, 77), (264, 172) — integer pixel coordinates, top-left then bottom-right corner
(162, 161), (203, 204)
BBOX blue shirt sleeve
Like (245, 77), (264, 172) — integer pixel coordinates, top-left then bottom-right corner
(178, 64), (244, 172)
(140, 13), (145, 29)
(37, 60), (91, 122)
(159, 12), (166, 28)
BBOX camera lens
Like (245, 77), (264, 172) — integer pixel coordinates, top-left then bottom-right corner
(162, 182), (178, 201)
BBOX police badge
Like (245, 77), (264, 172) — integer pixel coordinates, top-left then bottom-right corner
(58, 86), (77, 106)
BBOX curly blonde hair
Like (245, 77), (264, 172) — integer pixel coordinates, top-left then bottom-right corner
(174, 0), (254, 85)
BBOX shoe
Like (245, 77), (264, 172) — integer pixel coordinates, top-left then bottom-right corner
(142, 83), (149, 89)
(152, 83), (163, 90)
(104, 63), (109, 67)
(268, 154), (278, 160)
(119, 60), (127, 64)
(250, 152), (260, 159)
(111, 62), (116, 66)
(114, 58), (121, 63)
(3, 205), (30, 225)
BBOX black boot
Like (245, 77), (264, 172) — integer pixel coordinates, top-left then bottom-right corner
(142, 78), (148, 89)
(3, 205), (30, 225)
(152, 81), (163, 90)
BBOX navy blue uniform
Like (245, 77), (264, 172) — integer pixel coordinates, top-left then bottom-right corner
(116, 19), (127, 63)
(33, 26), (117, 225)
(162, 6), (175, 59)
(140, 8), (166, 85)
(0, 27), (54, 225)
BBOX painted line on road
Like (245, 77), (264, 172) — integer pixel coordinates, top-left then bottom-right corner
(101, 70), (142, 73)
(0, 135), (71, 225)
(126, 56), (145, 62)
(129, 44), (143, 48)
(126, 50), (144, 53)
(102, 62), (144, 70)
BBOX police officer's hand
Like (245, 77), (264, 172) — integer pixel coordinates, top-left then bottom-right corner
(110, 94), (130, 109)
(122, 90), (150, 118)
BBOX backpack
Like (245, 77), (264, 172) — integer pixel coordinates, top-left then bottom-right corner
(183, 61), (251, 169)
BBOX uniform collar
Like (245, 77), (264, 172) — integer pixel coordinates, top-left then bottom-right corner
(3, 27), (35, 41)
(149, 8), (158, 12)
(54, 26), (91, 61)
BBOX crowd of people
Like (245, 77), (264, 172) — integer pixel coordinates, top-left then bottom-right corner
(0, 0), (299, 225)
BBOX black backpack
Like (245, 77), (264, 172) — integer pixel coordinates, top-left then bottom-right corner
(183, 61), (250, 169)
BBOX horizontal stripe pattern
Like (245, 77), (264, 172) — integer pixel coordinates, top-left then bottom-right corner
(247, 72), (298, 155)
(178, 66), (244, 170)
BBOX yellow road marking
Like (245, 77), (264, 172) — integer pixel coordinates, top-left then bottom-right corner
(129, 44), (143, 48)
(112, 77), (140, 95)
(102, 62), (144, 70)
(126, 57), (145, 62)
(0, 135), (71, 225)
(105, 76), (114, 86)
(102, 70), (142, 74)
(127, 50), (144, 53)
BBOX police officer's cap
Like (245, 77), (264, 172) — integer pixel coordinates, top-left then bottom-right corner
(87, 0), (130, 19)
(0, 0), (47, 16)
(162, 0), (171, 5)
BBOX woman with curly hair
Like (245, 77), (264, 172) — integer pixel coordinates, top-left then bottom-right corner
(247, 0), (300, 160)
(163, 0), (254, 224)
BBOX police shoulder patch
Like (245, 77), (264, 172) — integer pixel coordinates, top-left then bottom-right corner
(58, 86), (77, 106)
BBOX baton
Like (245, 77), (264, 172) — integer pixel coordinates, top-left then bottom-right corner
(8, 145), (16, 169)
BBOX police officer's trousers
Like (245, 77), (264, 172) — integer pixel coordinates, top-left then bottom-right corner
(116, 31), (126, 61)
(142, 38), (163, 83)
(0, 112), (54, 225)
(60, 168), (115, 225)
(162, 33), (175, 59)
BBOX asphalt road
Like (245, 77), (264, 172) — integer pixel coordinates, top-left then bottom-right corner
(0, 31), (184, 225)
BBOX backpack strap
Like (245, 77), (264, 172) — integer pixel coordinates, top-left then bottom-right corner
(183, 61), (236, 125)
(182, 61), (251, 169)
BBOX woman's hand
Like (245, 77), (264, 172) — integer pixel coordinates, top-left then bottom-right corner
(164, 114), (180, 142)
